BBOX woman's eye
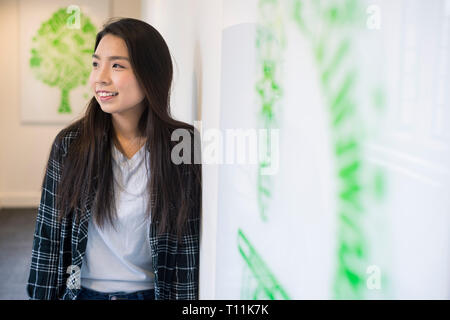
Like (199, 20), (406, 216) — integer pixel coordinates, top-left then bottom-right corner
(91, 62), (123, 69)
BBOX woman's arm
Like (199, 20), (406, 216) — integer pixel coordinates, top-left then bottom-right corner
(27, 139), (63, 300)
(171, 160), (201, 300)
(172, 216), (201, 300)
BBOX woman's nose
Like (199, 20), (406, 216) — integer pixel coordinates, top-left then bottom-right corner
(95, 65), (111, 84)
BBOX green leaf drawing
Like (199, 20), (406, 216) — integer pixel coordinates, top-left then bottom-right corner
(29, 8), (97, 114)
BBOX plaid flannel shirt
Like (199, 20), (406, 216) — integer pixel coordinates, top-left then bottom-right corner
(27, 127), (200, 300)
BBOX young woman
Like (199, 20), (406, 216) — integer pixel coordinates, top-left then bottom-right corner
(27, 18), (201, 300)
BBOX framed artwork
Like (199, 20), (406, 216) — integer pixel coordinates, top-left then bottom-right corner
(19, 0), (111, 124)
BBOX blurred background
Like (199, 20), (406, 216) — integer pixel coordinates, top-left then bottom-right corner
(0, 0), (449, 299)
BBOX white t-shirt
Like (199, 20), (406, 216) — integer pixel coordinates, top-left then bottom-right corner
(80, 142), (154, 293)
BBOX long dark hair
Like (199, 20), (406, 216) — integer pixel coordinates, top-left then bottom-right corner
(53, 17), (201, 241)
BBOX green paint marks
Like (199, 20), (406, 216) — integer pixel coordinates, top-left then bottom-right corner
(322, 38), (351, 85)
(331, 71), (357, 111)
(291, 0), (388, 299)
(335, 139), (358, 157)
(255, 0), (286, 222)
(29, 8), (97, 114)
(334, 214), (368, 298)
(238, 229), (290, 300)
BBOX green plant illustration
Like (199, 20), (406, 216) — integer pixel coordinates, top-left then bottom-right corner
(29, 8), (97, 114)
(255, 0), (286, 222)
(291, 0), (388, 299)
(238, 229), (290, 300)
(237, 0), (290, 300)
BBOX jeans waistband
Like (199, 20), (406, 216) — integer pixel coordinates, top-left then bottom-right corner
(77, 286), (155, 300)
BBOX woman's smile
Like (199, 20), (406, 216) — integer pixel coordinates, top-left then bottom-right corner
(98, 92), (119, 102)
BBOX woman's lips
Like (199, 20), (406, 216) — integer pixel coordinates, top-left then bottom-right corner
(98, 93), (118, 101)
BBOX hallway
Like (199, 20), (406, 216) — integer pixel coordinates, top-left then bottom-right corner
(0, 208), (36, 299)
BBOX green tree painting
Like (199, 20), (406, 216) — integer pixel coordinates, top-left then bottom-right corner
(29, 8), (97, 114)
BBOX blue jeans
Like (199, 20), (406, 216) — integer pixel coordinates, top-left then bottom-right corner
(76, 286), (155, 300)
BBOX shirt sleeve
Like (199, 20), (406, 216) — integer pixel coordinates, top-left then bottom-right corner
(172, 161), (201, 300)
(172, 216), (200, 300)
(27, 139), (63, 300)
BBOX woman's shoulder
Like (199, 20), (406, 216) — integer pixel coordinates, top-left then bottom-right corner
(52, 119), (83, 158)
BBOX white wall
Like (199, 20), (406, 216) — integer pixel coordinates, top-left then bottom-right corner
(0, 0), (142, 209)
(141, 0), (196, 123)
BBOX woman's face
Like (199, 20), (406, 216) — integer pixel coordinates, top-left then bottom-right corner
(89, 34), (145, 115)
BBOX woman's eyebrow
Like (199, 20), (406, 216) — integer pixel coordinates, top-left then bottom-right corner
(92, 54), (129, 61)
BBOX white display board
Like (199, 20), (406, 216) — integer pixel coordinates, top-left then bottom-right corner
(215, 0), (450, 299)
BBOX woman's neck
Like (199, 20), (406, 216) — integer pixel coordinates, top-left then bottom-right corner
(110, 102), (146, 141)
